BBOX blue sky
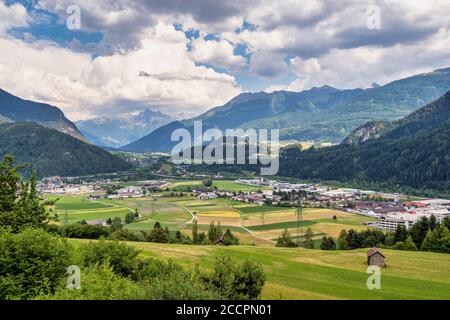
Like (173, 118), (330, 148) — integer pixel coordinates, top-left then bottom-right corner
(1, 0), (450, 120)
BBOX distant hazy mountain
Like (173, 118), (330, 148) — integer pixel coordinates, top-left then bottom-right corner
(122, 120), (188, 153)
(0, 88), (85, 141)
(122, 67), (450, 152)
(76, 109), (175, 148)
(279, 90), (450, 189)
(0, 122), (132, 178)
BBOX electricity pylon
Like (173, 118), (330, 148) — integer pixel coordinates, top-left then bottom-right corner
(296, 198), (303, 247)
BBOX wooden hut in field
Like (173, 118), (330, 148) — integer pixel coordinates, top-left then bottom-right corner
(367, 248), (386, 267)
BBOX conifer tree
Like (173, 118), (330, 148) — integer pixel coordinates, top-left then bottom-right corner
(0, 156), (48, 232)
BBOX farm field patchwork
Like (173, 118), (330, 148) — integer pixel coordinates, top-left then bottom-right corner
(47, 195), (112, 211)
(47, 195), (375, 245)
(244, 208), (376, 241)
(46, 195), (132, 224)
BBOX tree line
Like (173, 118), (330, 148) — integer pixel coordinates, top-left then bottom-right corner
(47, 219), (240, 247)
(275, 215), (450, 254)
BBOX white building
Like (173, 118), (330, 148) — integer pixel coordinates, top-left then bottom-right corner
(373, 216), (414, 231)
(117, 186), (143, 198)
(198, 192), (218, 200)
(373, 210), (450, 231)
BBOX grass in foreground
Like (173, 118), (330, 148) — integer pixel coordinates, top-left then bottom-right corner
(68, 239), (450, 300)
(128, 242), (450, 300)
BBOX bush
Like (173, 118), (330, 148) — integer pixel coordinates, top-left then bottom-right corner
(38, 265), (146, 300)
(320, 236), (336, 250)
(127, 231), (146, 242)
(438, 237), (450, 253)
(205, 255), (265, 300)
(125, 212), (136, 224)
(223, 229), (240, 245)
(81, 240), (141, 277)
(203, 180), (213, 187)
(144, 222), (169, 243)
(276, 229), (297, 248)
(0, 228), (74, 299)
(421, 225), (450, 252)
(63, 223), (110, 239)
(338, 229), (386, 250)
(140, 268), (221, 300)
(108, 228), (131, 240)
(0, 227), (267, 300)
(337, 230), (348, 250)
(303, 227), (314, 249)
(393, 236), (417, 251)
(233, 259), (266, 299)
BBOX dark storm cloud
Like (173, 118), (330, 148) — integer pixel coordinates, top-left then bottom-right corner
(38, 0), (450, 77)
(333, 5), (440, 51)
(140, 0), (253, 24)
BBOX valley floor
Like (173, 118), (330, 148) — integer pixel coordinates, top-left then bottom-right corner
(48, 194), (375, 246)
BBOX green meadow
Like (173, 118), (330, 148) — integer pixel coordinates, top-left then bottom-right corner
(46, 195), (131, 223)
(48, 195), (110, 211)
(247, 220), (317, 231)
(167, 179), (270, 192)
(211, 180), (271, 191)
(130, 243), (450, 300)
(68, 239), (450, 300)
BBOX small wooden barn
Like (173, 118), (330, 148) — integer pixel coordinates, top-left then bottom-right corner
(367, 248), (386, 267)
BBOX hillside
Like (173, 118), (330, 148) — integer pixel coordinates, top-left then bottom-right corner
(278, 90), (450, 190)
(87, 240), (450, 300)
(343, 90), (450, 144)
(341, 121), (393, 145)
(76, 109), (175, 148)
(0, 88), (85, 141)
(122, 67), (450, 152)
(0, 122), (133, 177)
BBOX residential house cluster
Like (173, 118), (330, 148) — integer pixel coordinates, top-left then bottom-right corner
(231, 190), (281, 206)
(38, 176), (100, 195)
(237, 178), (416, 209)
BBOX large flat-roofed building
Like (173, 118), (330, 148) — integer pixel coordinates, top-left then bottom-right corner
(374, 216), (414, 231)
(362, 198), (450, 231)
(372, 210), (450, 231)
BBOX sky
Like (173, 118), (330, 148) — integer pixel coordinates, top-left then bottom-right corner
(1, 0), (450, 120)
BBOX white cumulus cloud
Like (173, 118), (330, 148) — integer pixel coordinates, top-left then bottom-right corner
(0, 23), (241, 120)
(0, 2), (29, 35)
(189, 38), (246, 71)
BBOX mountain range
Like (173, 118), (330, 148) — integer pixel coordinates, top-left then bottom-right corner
(122, 67), (450, 152)
(278, 90), (450, 190)
(1, 66), (450, 186)
(76, 109), (175, 148)
(0, 88), (85, 141)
